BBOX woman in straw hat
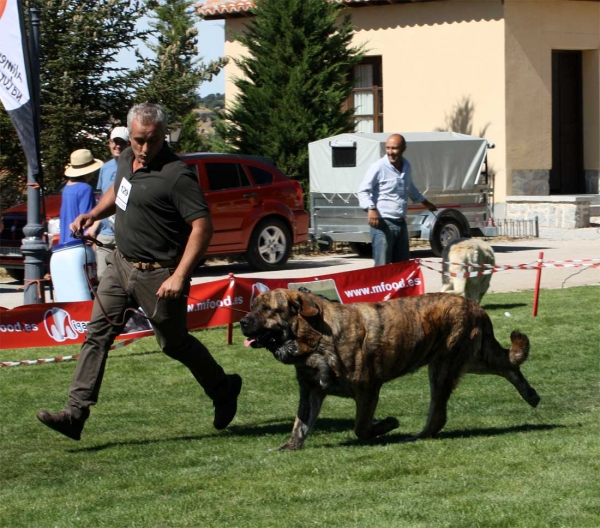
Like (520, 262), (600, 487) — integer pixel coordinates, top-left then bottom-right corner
(58, 149), (104, 245)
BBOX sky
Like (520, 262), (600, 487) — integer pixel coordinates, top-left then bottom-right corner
(194, 19), (227, 97)
(117, 18), (226, 98)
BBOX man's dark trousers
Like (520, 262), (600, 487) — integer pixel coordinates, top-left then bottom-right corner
(66, 249), (228, 420)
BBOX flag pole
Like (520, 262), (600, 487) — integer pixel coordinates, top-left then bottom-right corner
(21, 0), (46, 304)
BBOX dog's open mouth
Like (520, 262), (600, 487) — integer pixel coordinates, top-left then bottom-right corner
(243, 337), (260, 348)
(242, 330), (301, 363)
(242, 330), (282, 352)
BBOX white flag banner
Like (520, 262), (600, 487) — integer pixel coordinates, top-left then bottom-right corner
(0, 0), (31, 111)
(0, 0), (41, 181)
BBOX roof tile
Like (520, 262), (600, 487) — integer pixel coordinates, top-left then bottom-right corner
(196, 0), (391, 19)
(197, 0), (256, 18)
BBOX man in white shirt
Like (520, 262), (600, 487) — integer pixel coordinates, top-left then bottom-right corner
(358, 133), (437, 266)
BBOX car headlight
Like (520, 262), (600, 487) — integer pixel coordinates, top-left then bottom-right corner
(47, 217), (60, 235)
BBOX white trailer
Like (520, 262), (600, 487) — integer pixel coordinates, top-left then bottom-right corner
(308, 131), (498, 256)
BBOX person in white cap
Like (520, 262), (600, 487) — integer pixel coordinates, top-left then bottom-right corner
(89, 126), (130, 279)
(59, 149), (103, 245)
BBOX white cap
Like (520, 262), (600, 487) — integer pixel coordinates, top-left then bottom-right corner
(110, 126), (130, 142)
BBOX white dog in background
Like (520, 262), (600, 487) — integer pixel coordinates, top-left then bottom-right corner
(440, 238), (495, 305)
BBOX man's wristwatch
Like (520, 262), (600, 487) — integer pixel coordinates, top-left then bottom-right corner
(368, 205), (377, 210)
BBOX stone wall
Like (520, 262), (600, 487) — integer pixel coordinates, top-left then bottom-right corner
(505, 196), (592, 228)
(510, 170), (550, 196)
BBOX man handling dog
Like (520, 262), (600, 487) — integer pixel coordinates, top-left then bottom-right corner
(37, 103), (242, 440)
(358, 133), (437, 266)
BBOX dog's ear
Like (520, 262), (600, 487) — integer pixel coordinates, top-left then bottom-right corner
(288, 290), (320, 318)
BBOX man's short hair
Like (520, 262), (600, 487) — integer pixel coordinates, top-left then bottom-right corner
(127, 103), (168, 134)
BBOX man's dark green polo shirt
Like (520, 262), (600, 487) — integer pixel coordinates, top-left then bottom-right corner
(114, 143), (209, 262)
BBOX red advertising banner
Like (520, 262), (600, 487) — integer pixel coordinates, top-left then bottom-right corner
(0, 261), (423, 350)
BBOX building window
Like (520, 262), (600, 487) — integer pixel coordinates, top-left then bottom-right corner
(349, 57), (383, 133)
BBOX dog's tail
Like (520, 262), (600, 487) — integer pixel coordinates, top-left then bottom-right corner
(508, 330), (529, 366)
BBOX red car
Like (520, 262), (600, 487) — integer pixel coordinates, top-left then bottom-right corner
(0, 153), (309, 280)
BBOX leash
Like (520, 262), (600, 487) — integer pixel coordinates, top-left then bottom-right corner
(184, 295), (250, 315)
(71, 232), (160, 326)
(72, 233), (105, 248)
(70, 232), (250, 325)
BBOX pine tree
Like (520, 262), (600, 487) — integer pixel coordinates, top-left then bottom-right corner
(218, 0), (364, 185)
(0, 0), (149, 203)
(178, 111), (205, 153)
(134, 0), (225, 151)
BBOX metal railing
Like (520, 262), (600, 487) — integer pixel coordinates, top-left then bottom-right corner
(494, 217), (539, 239)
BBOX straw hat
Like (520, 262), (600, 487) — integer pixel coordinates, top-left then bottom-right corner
(64, 149), (104, 177)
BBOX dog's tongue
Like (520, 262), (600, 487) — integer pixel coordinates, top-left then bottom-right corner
(244, 338), (256, 347)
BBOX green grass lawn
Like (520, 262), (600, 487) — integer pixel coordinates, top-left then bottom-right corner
(1, 286), (599, 527)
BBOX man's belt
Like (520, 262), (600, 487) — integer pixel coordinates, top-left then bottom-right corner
(122, 254), (181, 271)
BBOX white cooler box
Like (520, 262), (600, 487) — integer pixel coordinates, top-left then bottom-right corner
(50, 240), (97, 302)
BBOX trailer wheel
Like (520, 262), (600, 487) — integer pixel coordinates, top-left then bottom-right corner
(317, 236), (334, 252)
(430, 218), (464, 257)
(245, 218), (292, 271)
(349, 242), (372, 258)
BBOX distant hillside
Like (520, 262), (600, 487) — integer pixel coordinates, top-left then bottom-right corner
(198, 93), (224, 112)
(196, 93), (224, 136)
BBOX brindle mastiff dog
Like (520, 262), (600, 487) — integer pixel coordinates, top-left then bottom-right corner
(240, 289), (540, 450)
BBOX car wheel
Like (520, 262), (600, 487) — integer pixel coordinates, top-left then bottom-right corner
(245, 218), (292, 271)
(349, 242), (373, 258)
(430, 218), (464, 257)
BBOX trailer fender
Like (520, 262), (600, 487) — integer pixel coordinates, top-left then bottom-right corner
(418, 211), (436, 241)
(418, 209), (467, 239)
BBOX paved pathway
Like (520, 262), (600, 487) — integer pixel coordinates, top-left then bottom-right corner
(1, 227), (598, 310)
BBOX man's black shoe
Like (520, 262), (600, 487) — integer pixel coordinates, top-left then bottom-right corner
(213, 374), (242, 430)
(36, 409), (85, 441)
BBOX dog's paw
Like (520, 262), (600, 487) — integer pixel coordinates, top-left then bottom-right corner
(273, 441), (302, 452)
(526, 389), (541, 408)
(408, 429), (441, 442)
(371, 416), (400, 437)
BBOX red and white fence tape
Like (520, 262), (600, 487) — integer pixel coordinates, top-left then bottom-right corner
(0, 338), (140, 368)
(539, 258), (600, 269)
(416, 258), (600, 279)
(1, 354), (79, 368)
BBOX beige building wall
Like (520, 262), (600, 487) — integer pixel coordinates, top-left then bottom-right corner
(220, 0), (600, 215)
(224, 3), (507, 201)
(349, 1), (507, 202)
(505, 0), (600, 195)
(223, 19), (247, 102)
